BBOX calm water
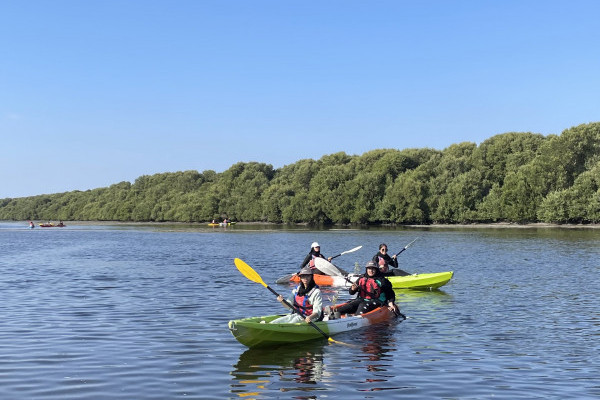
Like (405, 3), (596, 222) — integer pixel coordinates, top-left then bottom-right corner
(0, 222), (598, 399)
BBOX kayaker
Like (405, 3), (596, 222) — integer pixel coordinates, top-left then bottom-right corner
(373, 243), (410, 277)
(300, 242), (332, 275)
(271, 267), (323, 324)
(336, 261), (399, 316)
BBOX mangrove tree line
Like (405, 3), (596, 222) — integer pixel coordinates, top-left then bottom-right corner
(2, 122), (600, 225)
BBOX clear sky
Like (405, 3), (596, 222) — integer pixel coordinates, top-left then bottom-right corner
(2, 1), (599, 198)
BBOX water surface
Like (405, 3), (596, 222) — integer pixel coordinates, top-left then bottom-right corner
(0, 222), (598, 399)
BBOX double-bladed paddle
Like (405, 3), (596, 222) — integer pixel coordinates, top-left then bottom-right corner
(234, 258), (355, 346)
(274, 245), (363, 284)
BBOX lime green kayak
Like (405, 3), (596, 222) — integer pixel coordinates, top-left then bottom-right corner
(388, 271), (453, 290)
(228, 305), (396, 348)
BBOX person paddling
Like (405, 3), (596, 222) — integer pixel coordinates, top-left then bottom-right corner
(373, 243), (410, 277)
(300, 242), (332, 275)
(271, 267), (323, 324)
(336, 261), (399, 316)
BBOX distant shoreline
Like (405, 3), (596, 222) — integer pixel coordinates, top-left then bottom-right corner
(13, 220), (600, 229)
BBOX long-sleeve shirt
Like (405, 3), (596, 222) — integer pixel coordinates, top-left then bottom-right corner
(372, 252), (399, 268)
(285, 285), (323, 319)
(301, 250), (326, 269)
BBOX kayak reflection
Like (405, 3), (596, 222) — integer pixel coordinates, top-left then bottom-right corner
(394, 288), (452, 304)
(356, 324), (404, 391)
(230, 341), (326, 397)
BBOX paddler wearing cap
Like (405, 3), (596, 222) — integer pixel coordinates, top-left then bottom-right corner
(336, 261), (399, 316)
(270, 267), (323, 324)
(300, 242), (333, 275)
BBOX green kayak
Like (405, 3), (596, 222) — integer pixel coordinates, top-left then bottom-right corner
(387, 271), (453, 290)
(228, 304), (397, 348)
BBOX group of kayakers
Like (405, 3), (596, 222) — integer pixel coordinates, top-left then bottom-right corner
(273, 241), (405, 324)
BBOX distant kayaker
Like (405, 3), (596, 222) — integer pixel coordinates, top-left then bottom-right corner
(271, 267), (323, 324)
(300, 242), (332, 275)
(372, 243), (410, 277)
(336, 261), (399, 316)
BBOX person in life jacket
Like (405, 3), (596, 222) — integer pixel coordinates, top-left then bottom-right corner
(372, 243), (411, 277)
(336, 261), (399, 316)
(271, 267), (323, 324)
(300, 242), (333, 275)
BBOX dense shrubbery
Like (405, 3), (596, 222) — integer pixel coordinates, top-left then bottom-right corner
(2, 122), (600, 224)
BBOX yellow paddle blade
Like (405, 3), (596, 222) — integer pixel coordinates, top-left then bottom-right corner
(234, 258), (267, 288)
(328, 337), (358, 347)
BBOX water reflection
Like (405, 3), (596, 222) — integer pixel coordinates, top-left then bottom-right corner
(355, 323), (403, 392)
(230, 341), (326, 398)
(394, 288), (452, 304)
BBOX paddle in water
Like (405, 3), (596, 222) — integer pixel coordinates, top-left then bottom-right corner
(234, 258), (355, 347)
(274, 245), (362, 284)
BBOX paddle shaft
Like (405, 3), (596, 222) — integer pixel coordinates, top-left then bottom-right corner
(280, 245), (361, 280)
(394, 238), (419, 257)
(329, 245), (362, 260)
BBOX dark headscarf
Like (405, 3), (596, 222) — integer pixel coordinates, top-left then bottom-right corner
(296, 277), (316, 296)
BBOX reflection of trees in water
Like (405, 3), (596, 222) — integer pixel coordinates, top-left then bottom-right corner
(230, 342), (326, 398)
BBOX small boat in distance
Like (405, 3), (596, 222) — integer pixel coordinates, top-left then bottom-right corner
(39, 221), (66, 228)
(208, 220), (236, 227)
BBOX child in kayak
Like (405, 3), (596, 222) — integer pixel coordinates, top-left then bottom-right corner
(337, 261), (399, 316)
(271, 267), (323, 324)
(373, 243), (410, 276)
(300, 242), (333, 275)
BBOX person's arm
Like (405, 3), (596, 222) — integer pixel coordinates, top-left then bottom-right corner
(382, 279), (396, 307)
(300, 253), (312, 269)
(349, 278), (361, 295)
(316, 253), (331, 262)
(390, 254), (399, 268)
(276, 291), (295, 310)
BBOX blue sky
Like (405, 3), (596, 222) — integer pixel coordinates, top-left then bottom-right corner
(2, 1), (599, 198)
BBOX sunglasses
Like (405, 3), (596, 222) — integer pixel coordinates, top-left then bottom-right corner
(381, 248), (388, 251)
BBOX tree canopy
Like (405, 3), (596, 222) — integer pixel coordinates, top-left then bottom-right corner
(3, 122), (600, 225)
